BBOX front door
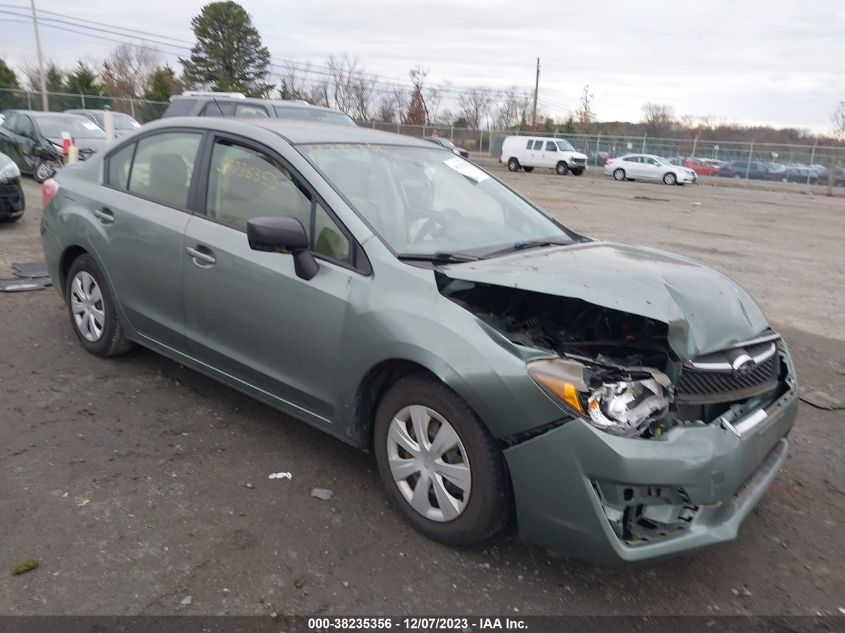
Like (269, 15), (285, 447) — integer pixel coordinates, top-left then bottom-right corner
(181, 135), (360, 423)
(543, 140), (559, 168)
(87, 130), (203, 350)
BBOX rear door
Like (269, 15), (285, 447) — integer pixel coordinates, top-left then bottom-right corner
(91, 129), (203, 350)
(181, 133), (361, 422)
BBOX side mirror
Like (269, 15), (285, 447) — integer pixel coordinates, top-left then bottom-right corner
(247, 216), (319, 280)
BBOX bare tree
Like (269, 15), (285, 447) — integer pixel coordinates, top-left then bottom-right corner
(641, 102), (675, 136)
(407, 66), (429, 122)
(832, 100), (845, 142)
(376, 85), (407, 123)
(575, 84), (595, 134)
(493, 86), (530, 129)
(101, 44), (160, 99)
(425, 80), (450, 124)
(457, 87), (492, 129)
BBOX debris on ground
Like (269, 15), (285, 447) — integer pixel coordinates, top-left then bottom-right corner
(244, 482), (254, 489)
(0, 278), (50, 293)
(310, 488), (334, 501)
(800, 389), (844, 410)
(180, 595), (192, 606)
(1, 262), (52, 293)
(11, 559), (39, 576)
(12, 262), (49, 278)
(268, 472), (292, 480)
(76, 498), (90, 508)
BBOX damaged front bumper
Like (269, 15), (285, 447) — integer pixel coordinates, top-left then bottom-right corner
(504, 361), (798, 566)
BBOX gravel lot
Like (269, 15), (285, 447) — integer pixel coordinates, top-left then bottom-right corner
(1, 168), (843, 616)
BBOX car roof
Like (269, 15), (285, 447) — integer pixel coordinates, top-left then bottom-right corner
(146, 117), (435, 148)
(9, 110), (89, 119)
(171, 94), (343, 115)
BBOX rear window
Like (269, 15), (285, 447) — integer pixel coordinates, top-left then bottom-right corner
(164, 99), (197, 116)
(273, 106), (356, 126)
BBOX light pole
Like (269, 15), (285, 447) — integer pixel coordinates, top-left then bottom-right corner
(30, 0), (48, 111)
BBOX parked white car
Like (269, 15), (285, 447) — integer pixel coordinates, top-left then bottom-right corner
(500, 136), (588, 175)
(604, 154), (697, 185)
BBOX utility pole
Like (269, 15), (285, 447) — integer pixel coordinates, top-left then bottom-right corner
(531, 57), (539, 128)
(30, 0), (49, 111)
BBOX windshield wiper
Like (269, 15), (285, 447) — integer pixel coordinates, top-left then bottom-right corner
(397, 252), (480, 264)
(481, 239), (571, 258)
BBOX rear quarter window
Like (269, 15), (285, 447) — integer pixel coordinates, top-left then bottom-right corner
(107, 143), (136, 189)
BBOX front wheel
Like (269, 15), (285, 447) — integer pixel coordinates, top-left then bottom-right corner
(663, 172), (677, 185)
(34, 159), (60, 183)
(571, 168), (584, 176)
(507, 157), (520, 172)
(613, 168), (626, 181)
(66, 254), (133, 357)
(555, 161), (569, 175)
(374, 375), (511, 546)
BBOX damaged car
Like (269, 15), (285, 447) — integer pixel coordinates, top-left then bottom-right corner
(40, 118), (798, 565)
(0, 110), (108, 182)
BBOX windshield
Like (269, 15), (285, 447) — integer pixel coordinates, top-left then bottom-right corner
(300, 144), (573, 257)
(36, 116), (105, 139)
(555, 140), (575, 151)
(274, 106), (356, 126)
(113, 113), (141, 130)
(653, 156), (671, 166)
(435, 138), (456, 149)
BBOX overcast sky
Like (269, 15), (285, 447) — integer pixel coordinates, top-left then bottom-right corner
(1, 0), (843, 132)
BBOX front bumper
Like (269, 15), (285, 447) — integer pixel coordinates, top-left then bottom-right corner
(0, 185), (25, 218)
(504, 373), (798, 566)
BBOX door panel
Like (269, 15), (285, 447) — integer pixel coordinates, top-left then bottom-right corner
(181, 216), (353, 420)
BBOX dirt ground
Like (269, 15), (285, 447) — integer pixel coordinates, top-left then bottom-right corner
(1, 169), (843, 617)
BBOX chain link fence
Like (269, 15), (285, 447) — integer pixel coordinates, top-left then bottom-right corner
(0, 88), (169, 122)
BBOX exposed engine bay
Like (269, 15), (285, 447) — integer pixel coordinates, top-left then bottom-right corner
(439, 277), (787, 440)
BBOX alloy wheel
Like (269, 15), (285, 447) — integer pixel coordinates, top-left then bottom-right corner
(386, 404), (472, 522)
(70, 271), (105, 342)
(36, 161), (58, 182)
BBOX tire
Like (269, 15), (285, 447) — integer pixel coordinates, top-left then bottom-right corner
(571, 168), (584, 176)
(374, 375), (511, 547)
(663, 172), (677, 185)
(523, 166), (534, 173)
(613, 168), (626, 181)
(555, 161), (569, 175)
(34, 160), (60, 183)
(65, 254), (132, 357)
(507, 157), (520, 172)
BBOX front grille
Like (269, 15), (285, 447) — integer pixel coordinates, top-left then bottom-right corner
(572, 158), (586, 164)
(676, 354), (779, 404)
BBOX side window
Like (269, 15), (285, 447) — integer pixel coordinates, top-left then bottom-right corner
(545, 141), (557, 152)
(532, 140), (543, 150)
(201, 101), (236, 116)
(128, 132), (201, 208)
(2, 113), (17, 132)
(525, 140), (532, 149)
(18, 115), (34, 137)
(313, 203), (350, 261)
(206, 140), (311, 232)
(624, 156), (639, 163)
(235, 103), (270, 118)
(107, 143), (136, 189)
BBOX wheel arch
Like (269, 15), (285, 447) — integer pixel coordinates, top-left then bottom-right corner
(58, 245), (90, 299)
(355, 358), (442, 453)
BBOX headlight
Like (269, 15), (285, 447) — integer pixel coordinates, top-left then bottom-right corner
(527, 358), (671, 438)
(0, 161), (20, 180)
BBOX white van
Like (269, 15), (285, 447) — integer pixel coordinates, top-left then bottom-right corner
(500, 136), (588, 175)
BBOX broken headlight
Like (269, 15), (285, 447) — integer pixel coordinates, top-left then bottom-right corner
(527, 358), (671, 438)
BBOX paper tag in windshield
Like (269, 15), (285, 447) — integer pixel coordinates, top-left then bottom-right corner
(82, 122), (99, 130)
(443, 156), (489, 183)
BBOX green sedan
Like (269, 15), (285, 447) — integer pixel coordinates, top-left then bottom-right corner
(40, 118), (798, 565)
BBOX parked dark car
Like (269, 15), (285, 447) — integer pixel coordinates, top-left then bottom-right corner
(784, 164), (819, 184)
(422, 136), (470, 158)
(765, 162), (787, 180)
(0, 111), (108, 181)
(163, 92), (357, 126)
(825, 166), (845, 187)
(718, 160), (771, 180)
(0, 151), (25, 221)
(65, 109), (141, 137)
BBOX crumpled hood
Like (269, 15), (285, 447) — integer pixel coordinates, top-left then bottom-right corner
(46, 137), (108, 153)
(441, 241), (769, 360)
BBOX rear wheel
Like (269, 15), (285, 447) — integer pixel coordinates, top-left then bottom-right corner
(65, 254), (132, 357)
(613, 168), (626, 181)
(374, 375), (510, 546)
(663, 172), (677, 185)
(555, 161), (569, 175)
(507, 157), (520, 172)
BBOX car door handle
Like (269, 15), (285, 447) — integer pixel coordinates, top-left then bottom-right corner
(186, 246), (216, 266)
(93, 207), (115, 224)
